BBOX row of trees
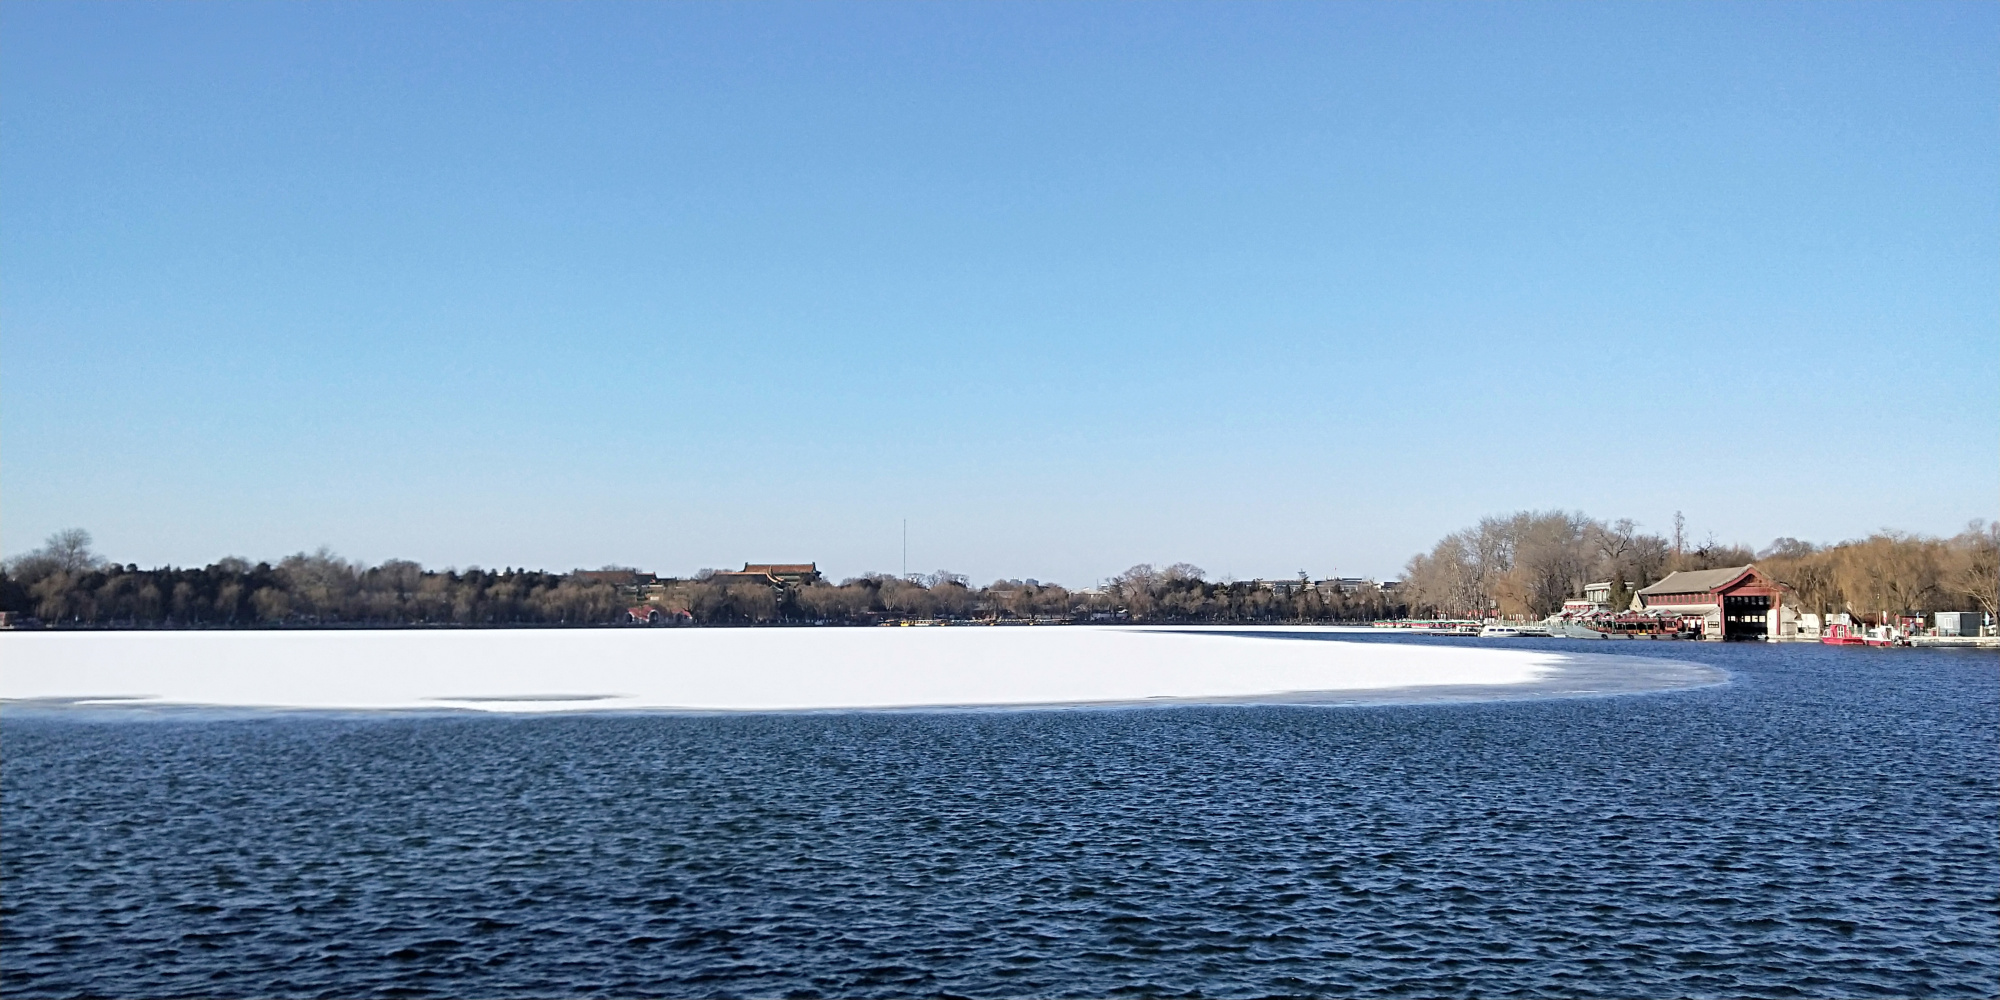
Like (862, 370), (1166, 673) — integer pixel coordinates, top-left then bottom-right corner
(1757, 528), (1998, 623)
(1399, 510), (1997, 622)
(0, 532), (1407, 628)
(2, 534), (628, 627)
(1403, 511), (1700, 618)
(693, 564), (1406, 626)
(8, 516), (1993, 628)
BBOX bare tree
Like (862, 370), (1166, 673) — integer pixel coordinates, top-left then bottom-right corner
(45, 529), (100, 572)
(277, 547), (359, 621)
(1947, 520), (1999, 617)
(1594, 519), (1636, 569)
(1833, 532), (1943, 621)
(1112, 564), (1160, 618)
(795, 581), (850, 621)
(1402, 535), (1479, 617)
(6, 528), (102, 583)
(927, 574), (975, 618)
(1682, 534), (1755, 571)
(879, 577), (936, 620)
(725, 584), (778, 623)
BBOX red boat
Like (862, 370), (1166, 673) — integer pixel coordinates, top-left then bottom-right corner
(1822, 622), (1904, 646)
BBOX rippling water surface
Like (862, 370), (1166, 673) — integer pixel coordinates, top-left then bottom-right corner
(4, 637), (1996, 998)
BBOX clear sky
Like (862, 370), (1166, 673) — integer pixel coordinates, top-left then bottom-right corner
(4, 2), (1995, 585)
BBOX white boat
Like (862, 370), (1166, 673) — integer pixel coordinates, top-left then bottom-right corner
(1477, 624), (1526, 638)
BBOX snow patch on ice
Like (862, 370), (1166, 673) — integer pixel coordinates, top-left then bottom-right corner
(1, 625), (1561, 712)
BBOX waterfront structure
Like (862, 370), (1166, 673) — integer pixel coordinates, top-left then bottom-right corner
(1582, 581), (1613, 606)
(1796, 612), (1825, 639)
(1934, 611), (1989, 637)
(623, 604), (690, 625)
(1634, 564), (1793, 641)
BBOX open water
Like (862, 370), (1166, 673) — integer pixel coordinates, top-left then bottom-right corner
(3, 637), (1996, 998)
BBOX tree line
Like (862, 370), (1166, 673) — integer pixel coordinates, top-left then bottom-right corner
(0, 532), (1404, 628)
(1756, 529), (1998, 623)
(2, 533), (627, 627)
(1399, 510), (1997, 623)
(6, 515), (1992, 629)
(663, 564), (1404, 626)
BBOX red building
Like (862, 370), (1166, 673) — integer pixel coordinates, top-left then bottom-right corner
(623, 604), (690, 625)
(1635, 564), (1791, 641)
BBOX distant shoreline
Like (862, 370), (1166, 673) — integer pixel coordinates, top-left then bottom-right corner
(10, 516), (1988, 635)
(1, 617), (1388, 632)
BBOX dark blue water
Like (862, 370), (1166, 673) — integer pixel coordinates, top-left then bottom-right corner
(4, 638), (1996, 998)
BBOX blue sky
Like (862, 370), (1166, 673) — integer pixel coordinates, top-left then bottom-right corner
(4, 2), (1995, 584)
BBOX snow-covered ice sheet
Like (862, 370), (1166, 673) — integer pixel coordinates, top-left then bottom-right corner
(0, 626), (1564, 712)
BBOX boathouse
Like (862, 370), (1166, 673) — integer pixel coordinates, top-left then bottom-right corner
(1634, 564), (1791, 641)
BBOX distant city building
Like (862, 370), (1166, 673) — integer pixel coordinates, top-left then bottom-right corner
(1635, 565), (1793, 641)
(1315, 577), (1371, 595)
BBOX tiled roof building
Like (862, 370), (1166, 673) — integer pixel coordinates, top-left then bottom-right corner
(1636, 564), (1793, 641)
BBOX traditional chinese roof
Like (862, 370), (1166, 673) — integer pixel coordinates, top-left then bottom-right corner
(1636, 565), (1755, 596)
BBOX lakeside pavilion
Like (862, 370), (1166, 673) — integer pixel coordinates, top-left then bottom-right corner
(1635, 565), (1794, 641)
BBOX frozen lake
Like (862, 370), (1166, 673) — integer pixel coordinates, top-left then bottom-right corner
(4, 640), (1988, 998)
(0, 626), (1726, 713)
